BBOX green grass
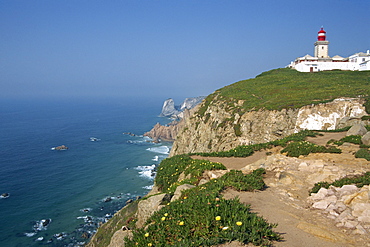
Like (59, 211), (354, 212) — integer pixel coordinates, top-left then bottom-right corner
(280, 141), (341, 157)
(155, 155), (227, 192)
(125, 168), (281, 247)
(310, 172), (370, 194)
(355, 148), (370, 161)
(194, 130), (323, 158)
(196, 68), (370, 117)
(327, 135), (363, 146)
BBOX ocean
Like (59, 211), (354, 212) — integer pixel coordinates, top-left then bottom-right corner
(0, 97), (172, 247)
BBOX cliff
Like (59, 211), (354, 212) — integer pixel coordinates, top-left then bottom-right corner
(159, 96), (205, 119)
(87, 68), (370, 246)
(144, 97), (204, 141)
(143, 111), (189, 142)
(170, 69), (370, 156)
(170, 97), (369, 155)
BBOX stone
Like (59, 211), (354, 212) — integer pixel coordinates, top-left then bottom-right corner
(334, 201), (347, 214)
(350, 191), (369, 205)
(344, 220), (358, 229)
(353, 224), (367, 235)
(310, 187), (328, 201)
(171, 184), (196, 202)
(313, 200), (330, 210)
(108, 229), (133, 247)
(136, 193), (166, 228)
(336, 208), (352, 222)
(358, 216), (370, 223)
(338, 184), (359, 198)
(346, 123), (367, 136)
(361, 131), (370, 146)
(352, 203), (370, 217)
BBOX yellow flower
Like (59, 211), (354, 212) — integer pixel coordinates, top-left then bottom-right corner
(148, 243), (152, 247)
(236, 221), (243, 226)
(144, 233), (149, 237)
(161, 217), (166, 221)
(183, 196), (187, 199)
(164, 213), (168, 216)
(215, 216), (221, 221)
(179, 221), (184, 225)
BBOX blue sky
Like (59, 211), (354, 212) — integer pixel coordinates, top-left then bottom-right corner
(1, 0), (369, 101)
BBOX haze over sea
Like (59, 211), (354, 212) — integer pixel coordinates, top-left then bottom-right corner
(0, 97), (172, 247)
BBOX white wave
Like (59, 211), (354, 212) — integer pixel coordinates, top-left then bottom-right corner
(135, 164), (156, 179)
(35, 237), (44, 241)
(146, 146), (170, 154)
(143, 185), (153, 190)
(152, 155), (159, 161)
(33, 219), (51, 231)
(25, 232), (37, 237)
(0, 193), (10, 199)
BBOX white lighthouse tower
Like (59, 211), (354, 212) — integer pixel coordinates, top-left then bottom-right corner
(314, 27), (329, 59)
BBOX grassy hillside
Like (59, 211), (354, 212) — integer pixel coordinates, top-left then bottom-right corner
(198, 68), (370, 116)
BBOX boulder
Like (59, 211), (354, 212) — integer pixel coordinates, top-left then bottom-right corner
(346, 124), (367, 136)
(108, 229), (133, 247)
(171, 184), (196, 202)
(361, 131), (370, 146)
(136, 193), (166, 228)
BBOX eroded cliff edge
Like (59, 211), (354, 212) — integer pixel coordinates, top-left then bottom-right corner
(171, 97), (369, 156)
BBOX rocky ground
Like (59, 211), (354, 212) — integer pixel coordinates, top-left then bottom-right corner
(194, 132), (370, 247)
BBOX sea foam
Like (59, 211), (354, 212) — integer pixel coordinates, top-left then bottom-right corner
(135, 164), (156, 179)
(146, 146), (170, 154)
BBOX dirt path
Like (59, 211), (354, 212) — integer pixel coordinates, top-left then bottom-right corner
(194, 132), (370, 247)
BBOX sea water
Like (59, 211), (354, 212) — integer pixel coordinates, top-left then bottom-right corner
(0, 97), (172, 246)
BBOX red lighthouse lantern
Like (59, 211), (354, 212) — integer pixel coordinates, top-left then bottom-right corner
(318, 27), (326, 41)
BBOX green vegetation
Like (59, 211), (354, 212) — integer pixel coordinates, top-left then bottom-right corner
(194, 130), (327, 158)
(316, 126), (351, 132)
(355, 148), (370, 161)
(327, 135), (363, 146)
(280, 141), (341, 157)
(87, 201), (139, 247)
(125, 168), (281, 246)
(310, 172), (370, 194)
(155, 155), (226, 193)
(196, 68), (370, 117)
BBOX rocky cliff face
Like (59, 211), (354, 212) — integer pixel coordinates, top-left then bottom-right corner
(159, 97), (205, 119)
(170, 97), (369, 156)
(145, 97), (205, 141)
(144, 109), (192, 142)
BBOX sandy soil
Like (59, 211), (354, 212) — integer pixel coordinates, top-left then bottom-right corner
(193, 132), (370, 247)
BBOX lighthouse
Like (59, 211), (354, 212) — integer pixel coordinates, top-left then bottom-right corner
(314, 27), (329, 58)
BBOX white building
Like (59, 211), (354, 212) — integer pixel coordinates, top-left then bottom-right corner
(289, 28), (370, 72)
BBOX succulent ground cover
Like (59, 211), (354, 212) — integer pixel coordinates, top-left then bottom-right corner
(155, 155), (227, 193)
(125, 168), (281, 246)
(194, 130), (342, 158)
(310, 172), (370, 194)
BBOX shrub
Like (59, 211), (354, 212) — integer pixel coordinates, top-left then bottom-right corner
(355, 148), (370, 161)
(234, 123), (242, 136)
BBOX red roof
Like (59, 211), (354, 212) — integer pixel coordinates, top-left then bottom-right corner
(318, 28), (326, 34)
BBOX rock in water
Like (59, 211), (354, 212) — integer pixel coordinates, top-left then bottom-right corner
(159, 98), (181, 117)
(1, 193), (9, 198)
